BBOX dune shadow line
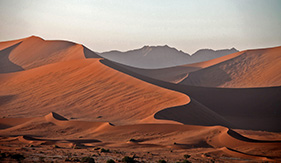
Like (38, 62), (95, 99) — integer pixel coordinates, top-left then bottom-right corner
(100, 59), (281, 132)
(0, 42), (24, 73)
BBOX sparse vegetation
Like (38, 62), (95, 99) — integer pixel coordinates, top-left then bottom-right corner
(129, 138), (137, 142)
(72, 144), (82, 149)
(184, 154), (190, 159)
(39, 156), (45, 162)
(176, 160), (191, 163)
(11, 154), (25, 162)
(81, 157), (95, 163)
(101, 148), (110, 153)
(106, 159), (116, 163)
(158, 160), (167, 163)
(122, 156), (135, 163)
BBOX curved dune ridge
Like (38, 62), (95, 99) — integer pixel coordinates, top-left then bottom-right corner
(0, 38), (24, 51)
(1, 113), (281, 161)
(100, 58), (281, 132)
(0, 57), (190, 125)
(180, 46), (281, 87)
(0, 36), (101, 72)
(0, 36), (281, 162)
(114, 50), (244, 83)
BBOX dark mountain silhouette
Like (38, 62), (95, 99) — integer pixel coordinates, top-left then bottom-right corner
(100, 45), (238, 68)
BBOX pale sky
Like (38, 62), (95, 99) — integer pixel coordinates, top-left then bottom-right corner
(0, 0), (280, 54)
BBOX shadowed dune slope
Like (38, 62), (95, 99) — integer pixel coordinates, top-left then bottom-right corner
(0, 37), (233, 128)
(0, 42), (24, 73)
(0, 36), (101, 71)
(180, 46), (281, 88)
(110, 50), (244, 83)
(1, 113), (281, 162)
(101, 59), (281, 131)
(0, 38), (23, 51)
(0, 58), (190, 125)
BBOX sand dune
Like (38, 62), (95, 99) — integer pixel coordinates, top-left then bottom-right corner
(110, 50), (244, 83)
(101, 59), (281, 132)
(1, 37), (280, 162)
(1, 113), (280, 162)
(180, 46), (281, 87)
(0, 36), (101, 72)
(0, 42), (24, 73)
(0, 38), (23, 51)
(0, 58), (189, 125)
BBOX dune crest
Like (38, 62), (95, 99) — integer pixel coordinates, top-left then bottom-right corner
(0, 58), (189, 125)
(180, 46), (281, 87)
(1, 115), (281, 162)
(45, 112), (68, 122)
(1, 37), (280, 162)
(109, 50), (244, 83)
(0, 36), (101, 71)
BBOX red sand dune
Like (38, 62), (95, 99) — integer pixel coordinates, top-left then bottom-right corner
(0, 36), (280, 162)
(101, 58), (281, 132)
(111, 50), (244, 83)
(0, 36), (100, 72)
(0, 58), (190, 125)
(1, 113), (281, 162)
(180, 46), (281, 88)
(0, 38), (23, 51)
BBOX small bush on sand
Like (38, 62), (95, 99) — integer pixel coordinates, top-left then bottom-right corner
(106, 159), (115, 163)
(184, 154), (190, 159)
(81, 157), (95, 163)
(11, 154), (25, 162)
(101, 148), (110, 153)
(122, 156), (135, 163)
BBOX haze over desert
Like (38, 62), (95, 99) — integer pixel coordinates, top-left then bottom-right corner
(1, 0), (281, 162)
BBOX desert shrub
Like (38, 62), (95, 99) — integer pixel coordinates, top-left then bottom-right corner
(184, 154), (190, 159)
(106, 159), (115, 163)
(158, 160), (167, 163)
(129, 138), (137, 142)
(122, 156), (135, 163)
(101, 148), (110, 153)
(69, 157), (80, 162)
(11, 154), (25, 161)
(182, 160), (191, 163)
(0, 153), (7, 158)
(81, 157), (95, 163)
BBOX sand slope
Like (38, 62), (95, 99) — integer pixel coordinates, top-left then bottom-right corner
(101, 59), (281, 131)
(0, 42), (24, 73)
(1, 113), (280, 162)
(112, 50), (244, 83)
(0, 58), (189, 125)
(180, 46), (281, 87)
(0, 36), (101, 72)
(0, 38), (23, 51)
(1, 37), (280, 162)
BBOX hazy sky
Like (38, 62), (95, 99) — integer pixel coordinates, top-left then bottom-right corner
(0, 0), (280, 54)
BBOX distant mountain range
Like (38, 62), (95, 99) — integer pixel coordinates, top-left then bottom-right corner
(99, 45), (238, 69)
